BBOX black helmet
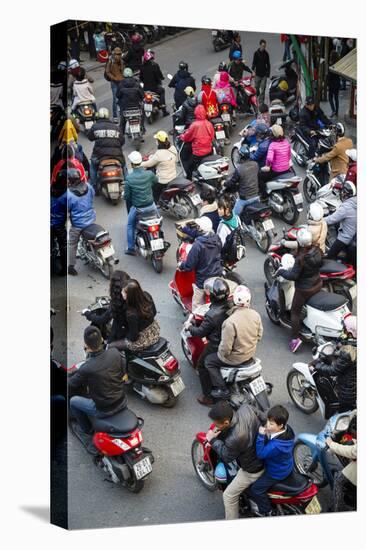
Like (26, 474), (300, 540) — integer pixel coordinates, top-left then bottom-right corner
(201, 75), (212, 85)
(209, 278), (230, 303)
(67, 168), (82, 187)
(218, 61), (228, 72)
(199, 184), (216, 204)
(340, 181), (356, 201)
(335, 122), (345, 137)
(179, 61), (188, 71)
(239, 144), (250, 160)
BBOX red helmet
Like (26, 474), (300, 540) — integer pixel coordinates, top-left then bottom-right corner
(131, 32), (142, 44)
(143, 50), (154, 62)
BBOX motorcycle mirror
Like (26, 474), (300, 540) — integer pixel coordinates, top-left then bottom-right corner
(140, 82), (144, 88)
(167, 73), (173, 80)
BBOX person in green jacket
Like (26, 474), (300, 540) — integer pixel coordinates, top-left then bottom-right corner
(124, 151), (158, 255)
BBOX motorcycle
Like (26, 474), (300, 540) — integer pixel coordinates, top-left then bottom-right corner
(264, 254), (351, 343)
(211, 29), (232, 52)
(210, 116), (227, 156)
(268, 99), (287, 126)
(291, 126), (336, 168)
(260, 168), (303, 225)
(219, 102), (234, 135)
(96, 158), (124, 205)
(302, 134), (341, 202)
(191, 421), (321, 516)
(239, 200), (276, 253)
(158, 176), (202, 219)
(76, 223), (118, 279)
(134, 206), (170, 273)
(123, 108), (144, 149)
(269, 59), (298, 104)
(263, 226), (357, 309)
(235, 76), (258, 116)
(73, 100), (96, 131)
(143, 90), (161, 124)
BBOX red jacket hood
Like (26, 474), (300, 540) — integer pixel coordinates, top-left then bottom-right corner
(194, 104), (207, 120)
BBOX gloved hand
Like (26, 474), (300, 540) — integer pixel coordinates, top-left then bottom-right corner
(274, 268), (284, 278)
(82, 309), (92, 320)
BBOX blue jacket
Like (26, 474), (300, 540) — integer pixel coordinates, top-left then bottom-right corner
(180, 233), (222, 288)
(67, 183), (96, 229)
(250, 137), (271, 168)
(255, 425), (295, 480)
(51, 191), (67, 227)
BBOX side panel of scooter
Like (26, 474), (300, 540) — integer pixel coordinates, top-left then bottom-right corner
(128, 356), (166, 383)
(305, 305), (348, 337)
(296, 433), (320, 461)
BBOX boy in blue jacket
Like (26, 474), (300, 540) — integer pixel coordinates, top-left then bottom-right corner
(250, 405), (295, 516)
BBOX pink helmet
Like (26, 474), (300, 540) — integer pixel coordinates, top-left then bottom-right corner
(143, 50), (154, 62)
(343, 314), (357, 339)
(131, 32), (142, 44)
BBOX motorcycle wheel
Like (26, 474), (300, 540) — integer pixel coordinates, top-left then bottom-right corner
(122, 475), (145, 493)
(293, 441), (326, 487)
(276, 503), (303, 515)
(265, 299), (281, 325)
(191, 439), (218, 491)
(151, 255), (163, 273)
(181, 337), (194, 367)
(213, 39), (221, 52)
(111, 198), (119, 205)
(100, 258), (114, 279)
(286, 369), (319, 414)
(303, 176), (320, 204)
(174, 195), (198, 220)
(231, 146), (241, 169)
(264, 256), (279, 285)
(147, 115), (153, 125)
(161, 395), (178, 408)
(279, 192), (299, 225)
(254, 222), (272, 253)
(292, 140), (307, 167)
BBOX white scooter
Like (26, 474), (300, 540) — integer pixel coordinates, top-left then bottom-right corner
(264, 254), (350, 343)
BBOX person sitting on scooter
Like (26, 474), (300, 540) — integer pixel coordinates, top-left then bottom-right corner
(249, 123), (272, 168)
(69, 326), (128, 447)
(71, 67), (97, 113)
(228, 50), (254, 83)
(124, 150), (158, 256)
(87, 107), (127, 192)
(141, 130), (177, 203)
(224, 144), (260, 216)
(214, 71), (237, 121)
(345, 148), (357, 186)
(139, 50), (170, 117)
(205, 285), (263, 400)
(314, 122), (353, 179)
(205, 401), (265, 520)
(51, 143), (88, 185)
(178, 216), (222, 313)
(51, 169), (68, 276)
(212, 61), (234, 88)
(276, 228), (323, 353)
(262, 123), (292, 180)
(325, 181), (356, 267)
(216, 195), (241, 247)
(67, 167), (96, 276)
(299, 96), (332, 158)
(199, 184), (220, 232)
(168, 61), (196, 109)
(116, 68), (145, 135)
(179, 105), (214, 180)
(176, 86), (198, 127)
(282, 202), (328, 253)
(249, 405), (295, 517)
(198, 76), (220, 119)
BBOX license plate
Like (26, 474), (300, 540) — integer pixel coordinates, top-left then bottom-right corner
(249, 376), (266, 396)
(216, 130), (226, 140)
(294, 193), (303, 205)
(84, 120), (93, 129)
(192, 194), (202, 206)
(170, 376), (185, 397)
(212, 30), (218, 36)
(100, 244), (115, 258)
(150, 238), (164, 251)
(133, 456), (152, 480)
(262, 218), (274, 231)
(107, 182), (120, 193)
(144, 103), (153, 112)
(130, 124), (140, 134)
(349, 284), (357, 300)
(276, 117), (282, 125)
(222, 113), (231, 122)
(305, 495), (322, 514)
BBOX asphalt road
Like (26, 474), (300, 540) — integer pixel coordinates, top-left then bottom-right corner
(52, 28), (336, 529)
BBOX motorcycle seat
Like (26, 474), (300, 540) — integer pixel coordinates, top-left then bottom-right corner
(210, 117), (223, 125)
(220, 359), (262, 383)
(307, 291), (348, 311)
(82, 223), (107, 241)
(136, 337), (169, 358)
(99, 158), (121, 167)
(242, 202), (271, 216)
(78, 100), (94, 106)
(270, 471), (311, 495)
(275, 170), (299, 181)
(92, 407), (139, 435)
(320, 259), (348, 274)
(167, 176), (192, 189)
(200, 154), (222, 164)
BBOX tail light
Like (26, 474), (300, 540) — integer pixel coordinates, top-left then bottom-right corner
(102, 169), (122, 177)
(148, 225), (160, 233)
(260, 211), (271, 218)
(221, 104), (228, 112)
(83, 107), (92, 115)
(145, 93), (153, 102)
(95, 238), (112, 248)
(215, 124), (224, 131)
(163, 357), (179, 373)
(218, 163), (229, 173)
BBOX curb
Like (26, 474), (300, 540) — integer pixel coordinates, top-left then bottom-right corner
(82, 29), (194, 73)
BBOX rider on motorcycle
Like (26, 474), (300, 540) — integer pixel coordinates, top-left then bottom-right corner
(345, 149), (357, 186)
(224, 144), (260, 215)
(212, 61), (234, 88)
(325, 181), (357, 266)
(140, 130), (178, 202)
(214, 70), (237, 126)
(116, 68), (145, 135)
(249, 123), (272, 168)
(299, 96), (332, 158)
(216, 194), (242, 247)
(175, 86), (198, 127)
(71, 67), (97, 112)
(260, 124), (292, 187)
(314, 122), (353, 179)
(198, 76), (220, 119)
(139, 50), (170, 117)
(228, 50), (254, 83)
(87, 107), (127, 191)
(282, 202), (327, 253)
(205, 285), (263, 399)
(168, 61), (196, 109)
(179, 105), (214, 179)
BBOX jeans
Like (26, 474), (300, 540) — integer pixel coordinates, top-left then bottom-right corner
(90, 156), (99, 190)
(111, 81), (119, 118)
(233, 196), (259, 216)
(126, 203), (157, 251)
(254, 76), (267, 105)
(249, 472), (279, 514)
(70, 396), (100, 433)
(329, 88), (340, 115)
(327, 238), (356, 267)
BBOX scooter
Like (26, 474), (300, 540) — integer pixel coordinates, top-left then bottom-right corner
(260, 168), (303, 225)
(211, 29), (232, 52)
(302, 138), (343, 203)
(235, 76), (258, 115)
(134, 206), (170, 273)
(73, 100), (96, 131)
(291, 126), (336, 168)
(192, 422), (321, 515)
(268, 99), (287, 126)
(264, 254), (351, 343)
(143, 90), (161, 124)
(219, 102), (234, 135)
(77, 223), (118, 279)
(269, 59), (298, 104)
(123, 108), (144, 150)
(239, 200), (276, 253)
(158, 176), (202, 219)
(96, 158), (124, 205)
(210, 116), (227, 156)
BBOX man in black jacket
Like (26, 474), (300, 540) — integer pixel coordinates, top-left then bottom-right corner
(299, 96), (332, 157)
(252, 40), (271, 105)
(168, 61), (196, 109)
(139, 50), (169, 116)
(69, 326), (128, 437)
(123, 33), (144, 72)
(116, 68), (145, 134)
(87, 107), (127, 191)
(205, 401), (265, 520)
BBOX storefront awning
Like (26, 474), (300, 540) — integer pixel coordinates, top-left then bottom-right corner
(329, 48), (357, 83)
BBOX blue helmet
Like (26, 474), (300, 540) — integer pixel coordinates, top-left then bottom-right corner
(232, 50), (242, 60)
(214, 462), (228, 484)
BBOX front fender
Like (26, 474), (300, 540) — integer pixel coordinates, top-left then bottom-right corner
(292, 362), (314, 385)
(296, 433), (319, 460)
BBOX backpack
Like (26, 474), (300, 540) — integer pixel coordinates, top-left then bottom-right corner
(221, 224), (246, 263)
(104, 59), (112, 82)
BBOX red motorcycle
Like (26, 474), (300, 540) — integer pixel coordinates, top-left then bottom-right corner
(191, 422), (321, 516)
(235, 76), (258, 115)
(263, 226), (357, 309)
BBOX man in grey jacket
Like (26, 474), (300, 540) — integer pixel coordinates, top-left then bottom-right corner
(325, 181), (356, 266)
(205, 401), (264, 519)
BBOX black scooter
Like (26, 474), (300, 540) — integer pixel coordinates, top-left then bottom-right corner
(212, 29), (233, 52)
(269, 59), (298, 104)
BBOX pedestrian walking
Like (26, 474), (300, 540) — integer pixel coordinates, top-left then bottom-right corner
(252, 40), (271, 105)
(105, 47), (124, 122)
(327, 50), (341, 117)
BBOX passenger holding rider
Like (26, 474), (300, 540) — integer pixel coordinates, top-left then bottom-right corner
(141, 130), (177, 203)
(281, 202), (327, 253)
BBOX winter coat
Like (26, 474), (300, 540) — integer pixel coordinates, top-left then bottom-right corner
(325, 197), (357, 245)
(252, 48), (271, 78)
(315, 344), (357, 410)
(217, 214), (241, 247)
(105, 57), (124, 82)
(179, 233), (222, 288)
(316, 137), (353, 179)
(256, 425), (295, 480)
(72, 79), (96, 110)
(125, 292), (157, 342)
(140, 60), (164, 93)
(68, 348), (127, 414)
(211, 404), (264, 473)
(224, 161), (259, 199)
(200, 202), (220, 232)
(198, 85), (220, 118)
(180, 105), (214, 157)
(266, 138), (291, 172)
(189, 301), (230, 348)
(169, 69), (196, 108)
(228, 60), (252, 82)
(250, 137), (271, 168)
(328, 440), (357, 485)
(299, 106), (331, 136)
(218, 307), (263, 366)
(51, 191), (67, 227)
(277, 245), (323, 290)
(141, 146), (178, 184)
(124, 167), (157, 208)
(116, 77), (144, 112)
(87, 119), (126, 164)
(177, 96), (198, 126)
(214, 71), (237, 107)
(124, 43), (145, 72)
(67, 183), (96, 229)
(346, 162), (357, 186)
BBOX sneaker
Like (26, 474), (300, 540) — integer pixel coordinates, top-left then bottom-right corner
(68, 265), (78, 276)
(197, 395), (215, 407)
(124, 249), (137, 256)
(211, 388), (230, 400)
(289, 337), (302, 353)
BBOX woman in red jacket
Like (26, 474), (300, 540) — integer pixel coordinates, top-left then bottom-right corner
(198, 76), (220, 119)
(179, 105), (214, 179)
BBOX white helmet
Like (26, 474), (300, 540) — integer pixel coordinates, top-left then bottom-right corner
(343, 314), (357, 338)
(128, 151), (142, 165)
(297, 227), (312, 247)
(233, 285), (251, 308)
(57, 60), (67, 70)
(346, 148), (357, 162)
(195, 216), (213, 235)
(281, 253), (295, 269)
(308, 202), (324, 222)
(98, 107), (109, 119)
(68, 58), (80, 70)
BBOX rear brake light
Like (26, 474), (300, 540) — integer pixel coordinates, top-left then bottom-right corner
(216, 124), (224, 131)
(145, 93), (152, 101)
(148, 225), (160, 233)
(84, 108), (92, 115)
(221, 104), (228, 111)
(103, 170), (121, 177)
(260, 211), (271, 218)
(218, 163), (229, 173)
(164, 357), (179, 372)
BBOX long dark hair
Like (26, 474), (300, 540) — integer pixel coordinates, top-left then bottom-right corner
(158, 139), (171, 150)
(110, 270), (130, 318)
(124, 279), (154, 319)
